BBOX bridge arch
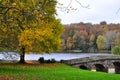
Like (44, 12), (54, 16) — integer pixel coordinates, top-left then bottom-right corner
(113, 62), (120, 74)
(79, 65), (89, 70)
(95, 64), (108, 72)
(63, 55), (120, 73)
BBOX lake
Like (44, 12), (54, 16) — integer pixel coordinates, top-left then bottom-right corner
(0, 52), (113, 61)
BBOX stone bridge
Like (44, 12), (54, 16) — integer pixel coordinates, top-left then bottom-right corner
(62, 55), (120, 74)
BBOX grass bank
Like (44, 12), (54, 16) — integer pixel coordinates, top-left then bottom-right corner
(0, 63), (120, 80)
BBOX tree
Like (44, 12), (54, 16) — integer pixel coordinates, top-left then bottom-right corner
(89, 34), (95, 42)
(73, 34), (84, 50)
(104, 31), (117, 50)
(0, 0), (64, 63)
(96, 35), (105, 50)
(112, 46), (120, 55)
(100, 21), (107, 25)
(115, 32), (120, 46)
(57, 0), (90, 13)
(66, 37), (75, 50)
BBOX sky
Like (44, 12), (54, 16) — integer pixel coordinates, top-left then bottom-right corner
(56, 0), (120, 24)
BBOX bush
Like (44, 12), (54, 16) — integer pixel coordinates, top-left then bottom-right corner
(50, 58), (56, 63)
(112, 46), (120, 55)
(60, 60), (64, 63)
(38, 57), (56, 63)
(45, 59), (51, 63)
(38, 57), (44, 63)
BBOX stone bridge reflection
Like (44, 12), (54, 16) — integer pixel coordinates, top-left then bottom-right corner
(62, 55), (120, 74)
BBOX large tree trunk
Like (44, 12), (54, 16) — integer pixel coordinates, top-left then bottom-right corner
(19, 47), (26, 64)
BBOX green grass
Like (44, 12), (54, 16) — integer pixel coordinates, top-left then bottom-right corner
(0, 63), (120, 80)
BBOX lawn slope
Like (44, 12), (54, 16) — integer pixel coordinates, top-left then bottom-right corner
(0, 63), (120, 80)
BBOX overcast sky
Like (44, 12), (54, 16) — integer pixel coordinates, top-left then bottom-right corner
(56, 0), (120, 24)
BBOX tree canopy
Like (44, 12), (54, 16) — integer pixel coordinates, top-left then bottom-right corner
(62, 22), (120, 53)
(96, 35), (105, 50)
(112, 46), (120, 55)
(0, 0), (64, 63)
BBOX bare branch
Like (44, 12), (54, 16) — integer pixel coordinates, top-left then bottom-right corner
(65, 0), (73, 13)
(75, 0), (90, 9)
(57, 0), (90, 13)
(116, 8), (120, 14)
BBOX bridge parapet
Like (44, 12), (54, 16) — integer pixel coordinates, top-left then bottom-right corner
(62, 55), (120, 74)
(63, 55), (120, 65)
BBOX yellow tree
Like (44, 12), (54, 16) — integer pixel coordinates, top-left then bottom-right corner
(0, 0), (64, 63)
(96, 35), (105, 50)
(89, 34), (95, 42)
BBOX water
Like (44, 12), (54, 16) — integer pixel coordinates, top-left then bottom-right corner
(0, 52), (113, 61)
(25, 53), (113, 61)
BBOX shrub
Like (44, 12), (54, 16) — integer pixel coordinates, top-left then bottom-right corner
(45, 59), (51, 63)
(50, 58), (56, 63)
(38, 57), (56, 63)
(45, 59), (56, 63)
(60, 60), (64, 63)
(38, 57), (44, 63)
(112, 46), (120, 55)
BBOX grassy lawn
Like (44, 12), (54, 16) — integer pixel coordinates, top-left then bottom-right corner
(0, 63), (120, 80)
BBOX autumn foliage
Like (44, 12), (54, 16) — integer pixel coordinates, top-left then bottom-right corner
(0, 0), (64, 63)
(62, 22), (120, 52)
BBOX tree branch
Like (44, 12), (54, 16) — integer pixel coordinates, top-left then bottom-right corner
(0, 5), (14, 14)
(57, 0), (90, 13)
(116, 8), (120, 14)
(75, 0), (90, 9)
